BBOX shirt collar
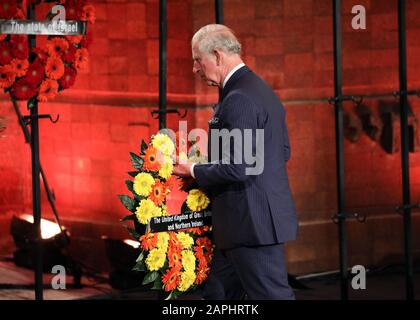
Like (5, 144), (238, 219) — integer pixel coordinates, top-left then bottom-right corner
(222, 63), (246, 88)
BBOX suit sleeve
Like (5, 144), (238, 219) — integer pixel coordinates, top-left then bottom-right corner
(283, 112), (291, 162)
(193, 94), (260, 188)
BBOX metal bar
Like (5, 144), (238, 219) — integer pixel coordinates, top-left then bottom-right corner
(397, 0), (414, 300)
(159, 0), (167, 130)
(215, 0), (224, 24)
(332, 0), (348, 300)
(28, 3), (43, 301)
(10, 97), (67, 241)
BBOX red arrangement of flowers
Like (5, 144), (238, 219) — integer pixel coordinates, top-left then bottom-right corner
(0, 0), (95, 102)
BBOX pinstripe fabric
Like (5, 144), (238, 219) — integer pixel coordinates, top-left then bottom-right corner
(194, 66), (298, 250)
(195, 66), (298, 299)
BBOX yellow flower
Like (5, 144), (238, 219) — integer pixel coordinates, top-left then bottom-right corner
(136, 199), (159, 224)
(177, 270), (196, 292)
(181, 250), (196, 272)
(186, 189), (210, 212)
(157, 232), (169, 251)
(161, 204), (168, 216)
(152, 133), (175, 156)
(177, 232), (194, 249)
(145, 248), (166, 271)
(159, 156), (173, 179)
(133, 172), (154, 196)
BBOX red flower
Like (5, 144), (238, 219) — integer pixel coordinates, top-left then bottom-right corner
(139, 232), (158, 251)
(74, 48), (89, 70)
(10, 59), (29, 77)
(0, 65), (16, 89)
(38, 79), (59, 102)
(162, 268), (181, 292)
(167, 246), (183, 271)
(65, 0), (85, 20)
(11, 78), (37, 100)
(194, 265), (210, 285)
(26, 60), (44, 86)
(11, 37), (29, 60)
(58, 66), (77, 89)
(186, 227), (205, 236)
(46, 37), (69, 58)
(0, 0), (17, 19)
(63, 44), (76, 63)
(45, 56), (65, 80)
(0, 42), (13, 66)
(32, 48), (48, 63)
(81, 4), (96, 24)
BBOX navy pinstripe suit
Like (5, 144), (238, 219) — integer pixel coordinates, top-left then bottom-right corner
(194, 66), (298, 299)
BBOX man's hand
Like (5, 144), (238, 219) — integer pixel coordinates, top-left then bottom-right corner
(173, 162), (193, 178)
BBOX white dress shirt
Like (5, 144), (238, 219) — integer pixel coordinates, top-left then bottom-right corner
(189, 63), (246, 178)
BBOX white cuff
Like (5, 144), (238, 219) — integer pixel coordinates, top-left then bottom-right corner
(190, 163), (196, 179)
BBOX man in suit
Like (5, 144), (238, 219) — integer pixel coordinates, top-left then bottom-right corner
(173, 24), (298, 300)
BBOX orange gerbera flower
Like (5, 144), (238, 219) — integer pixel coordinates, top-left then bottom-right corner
(38, 79), (59, 102)
(45, 57), (65, 80)
(139, 232), (158, 251)
(165, 175), (180, 193)
(186, 227), (205, 236)
(75, 48), (89, 70)
(167, 245), (182, 270)
(141, 146), (162, 172)
(168, 232), (183, 251)
(0, 65), (16, 89)
(149, 179), (168, 206)
(195, 265), (210, 285)
(46, 37), (69, 57)
(10, 59), (29, 77)
(162, 268), (181, 292)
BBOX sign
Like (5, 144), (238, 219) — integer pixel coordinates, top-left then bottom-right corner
(150, 211), (212, 233)
(0, 20), (86, 36)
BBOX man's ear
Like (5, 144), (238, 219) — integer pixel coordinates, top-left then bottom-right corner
(213, 49), (222, 66)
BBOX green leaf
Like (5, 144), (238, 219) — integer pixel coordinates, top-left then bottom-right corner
(141, 140), (148, 154)
(118, 195), (136, 212)
(142, 271), (159, 285)
(136, 251), (144, 263)
(165, 290), (182, 300)
(125, 179), (135, 194)
(128, 171), (138, 178)
(151, 276), (163, 290)
(132, 260), (145, 272)
(130, 152), (144, 170)
(120, 214), (136, 222)
(123, 225), (140, 240)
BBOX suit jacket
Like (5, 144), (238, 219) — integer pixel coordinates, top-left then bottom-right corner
(194, 66), (298, 250)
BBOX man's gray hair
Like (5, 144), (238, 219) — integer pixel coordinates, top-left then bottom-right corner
(192, 24), (241, 55)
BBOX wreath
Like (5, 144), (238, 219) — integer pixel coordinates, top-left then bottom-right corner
(0, 0), (95, 104)
(119, 132), (214, 300)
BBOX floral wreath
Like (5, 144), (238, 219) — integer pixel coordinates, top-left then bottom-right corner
(119, 132), (214, 300)
(0, 0), (95, 103)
